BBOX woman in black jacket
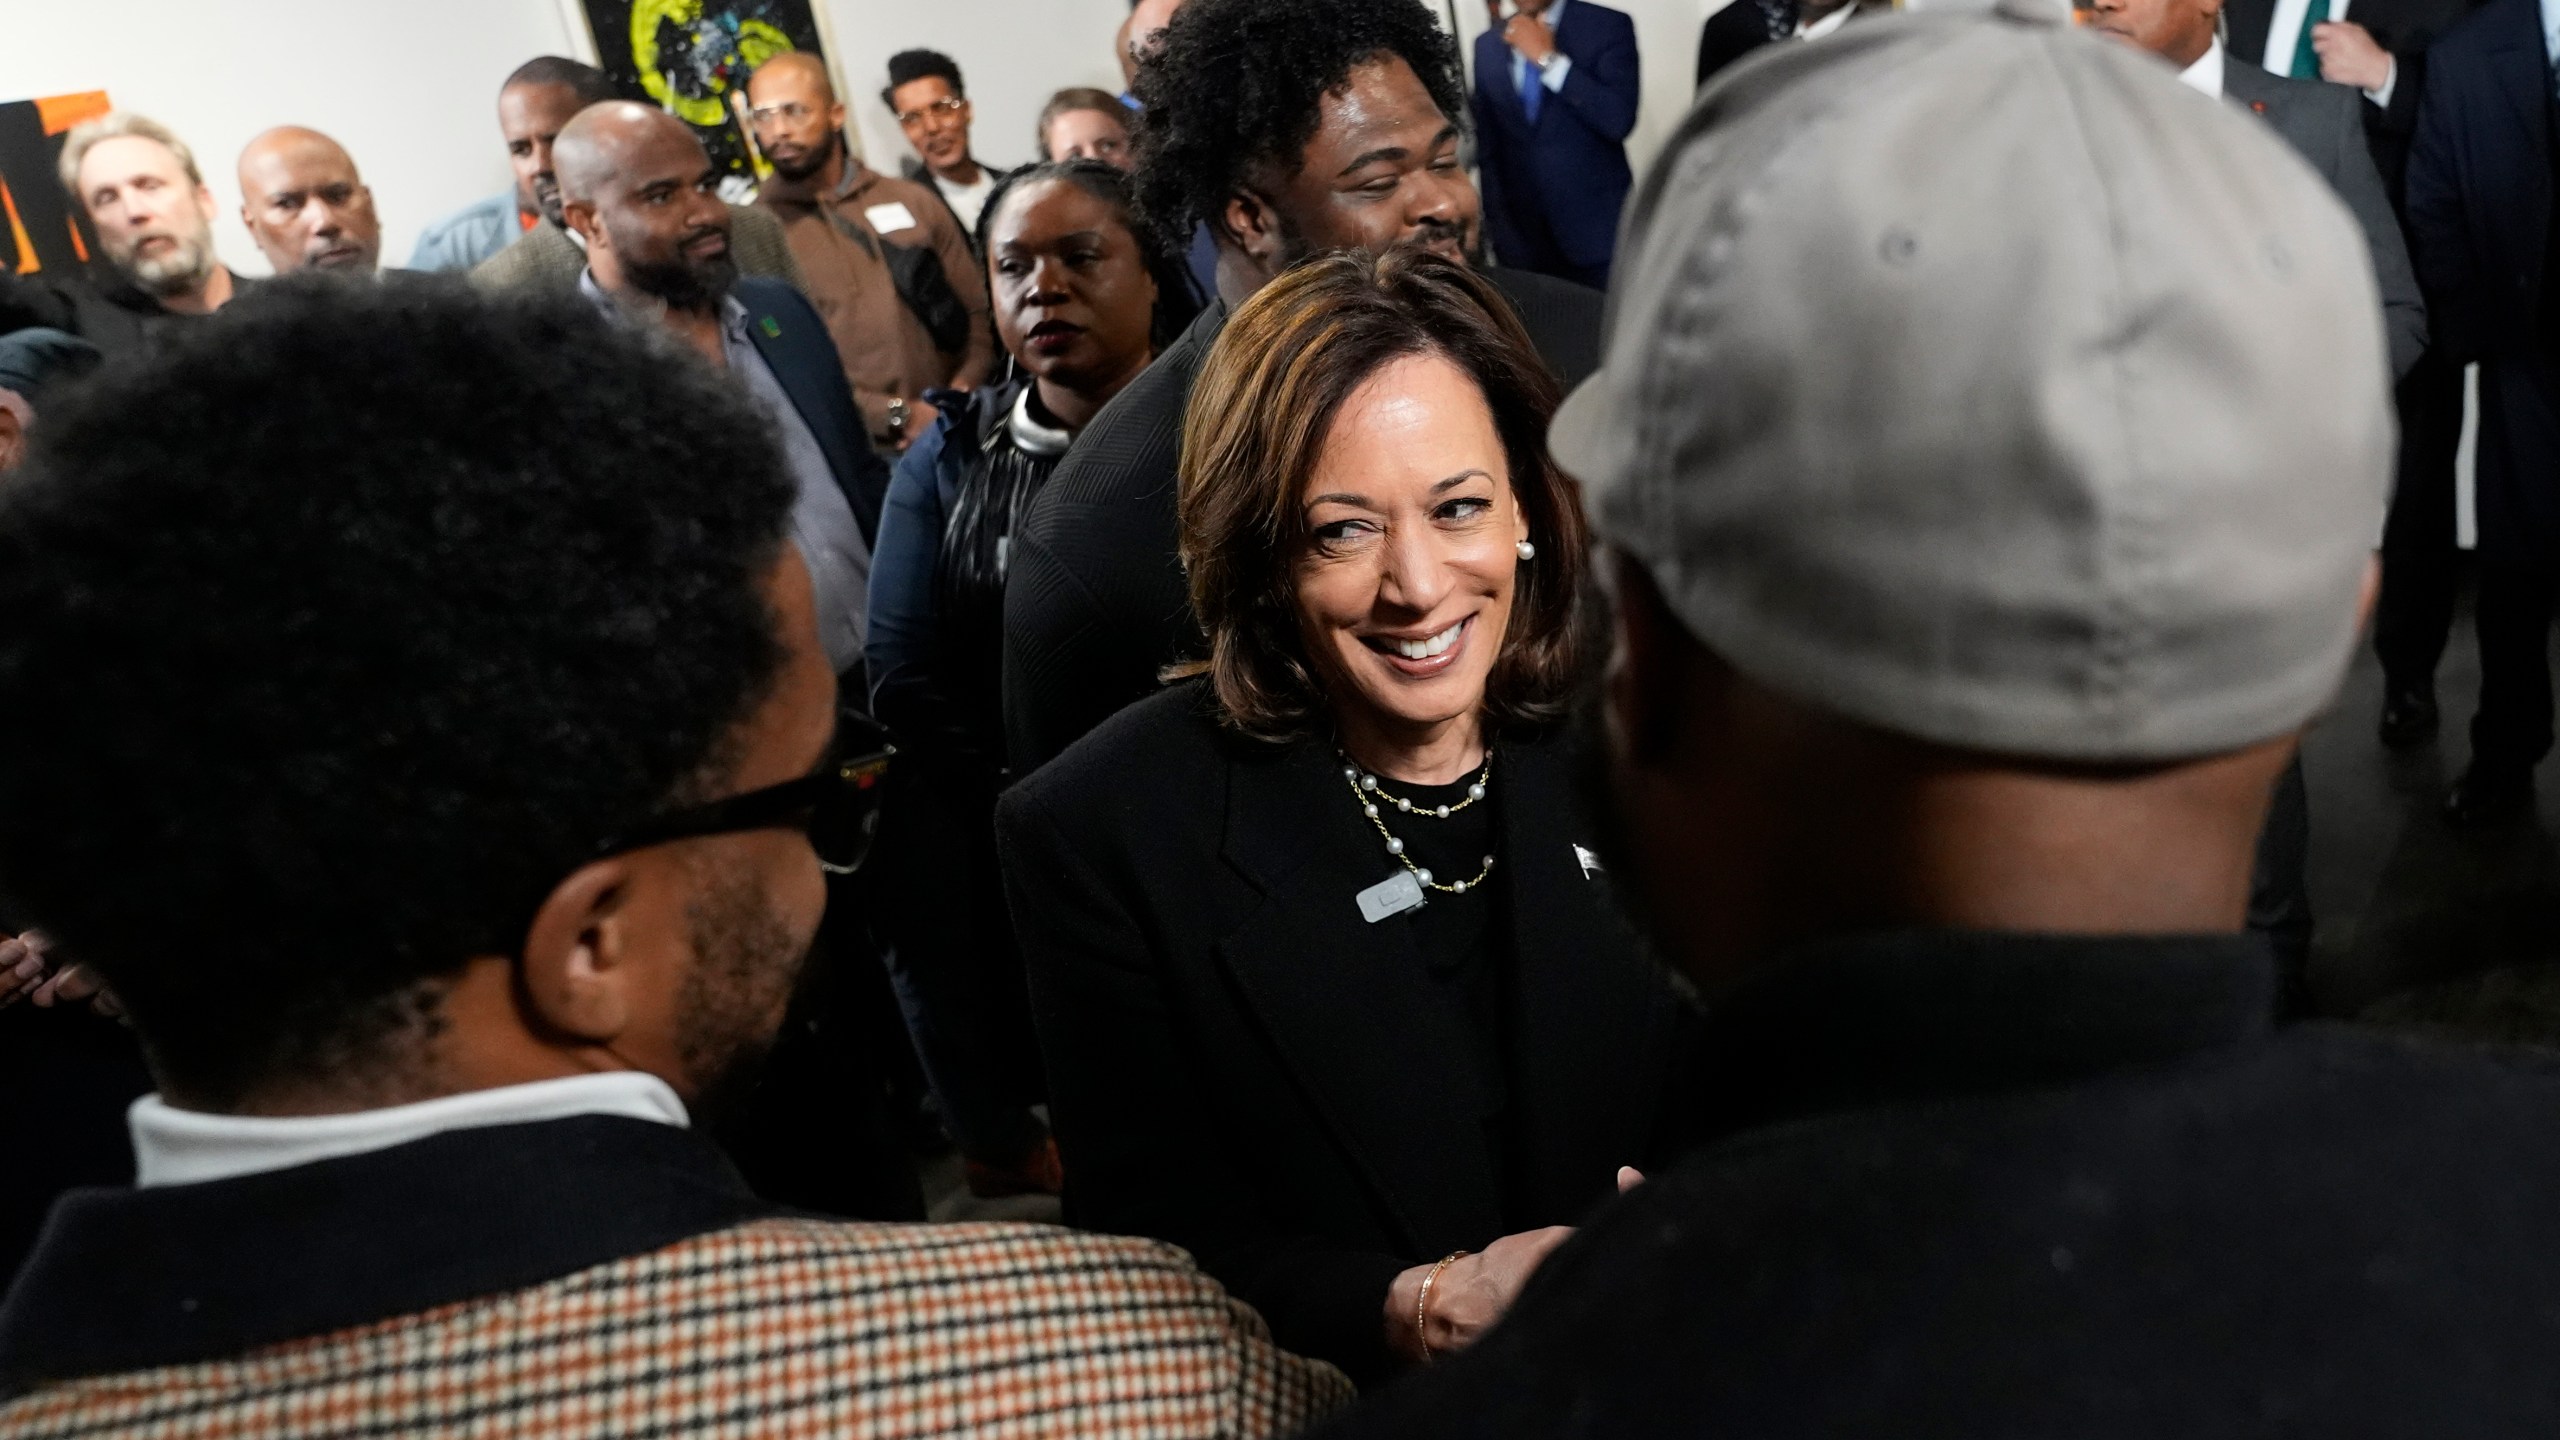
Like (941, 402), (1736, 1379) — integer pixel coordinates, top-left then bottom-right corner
(997, 251), (1697, 1382)
(864, 160), (1196, 1195)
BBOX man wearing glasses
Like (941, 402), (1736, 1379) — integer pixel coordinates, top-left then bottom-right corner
(749, 52), (994, 453)
(0, 283), (1351, 1436)
(882, 49), (1017, 239)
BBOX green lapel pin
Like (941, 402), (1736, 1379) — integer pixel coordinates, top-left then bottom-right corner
(760, 316), (782, 338)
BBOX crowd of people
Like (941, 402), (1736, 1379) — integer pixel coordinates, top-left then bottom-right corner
(2, 0), (2559, 1431)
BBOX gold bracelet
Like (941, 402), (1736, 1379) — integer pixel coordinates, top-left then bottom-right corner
(1415, 1250), (1468, 1363)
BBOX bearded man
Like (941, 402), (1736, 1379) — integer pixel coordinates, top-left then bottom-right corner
(0, 113), (248, 356)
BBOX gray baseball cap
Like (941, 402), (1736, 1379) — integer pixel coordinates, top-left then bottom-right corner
(1552, 0), (2392, 761)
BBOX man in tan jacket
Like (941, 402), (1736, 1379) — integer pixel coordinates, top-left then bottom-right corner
(748, 54), (994, 452)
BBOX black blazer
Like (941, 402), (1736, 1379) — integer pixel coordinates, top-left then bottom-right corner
(1697, 0), (1787, 88)
(2404, 0), (2554, 364)
(996, 684), (1698, 1383)
(2223, 0), (2486, 199)
(732, 275), (892, 547)
(998, 267), (1603, 775)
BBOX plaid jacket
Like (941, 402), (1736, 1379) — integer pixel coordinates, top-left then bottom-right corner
(0, 1119), (1351, 1439)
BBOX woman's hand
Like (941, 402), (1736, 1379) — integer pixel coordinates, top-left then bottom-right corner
(1385, 1225), (1576, 1364)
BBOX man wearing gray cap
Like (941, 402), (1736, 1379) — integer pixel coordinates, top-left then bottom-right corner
(1314, 4), (2560, 1434)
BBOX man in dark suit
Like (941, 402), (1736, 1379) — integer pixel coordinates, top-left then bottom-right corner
(1001, 0), (1606, 775)
(1318, 11), (2560, 1434)
(2092, 0), (2425, 1002)
(2405, 0), (2560, 821)
(1471, 0), (1640, 288)
(2224, 0), (2483, 750)
(557, 102), (886, 683)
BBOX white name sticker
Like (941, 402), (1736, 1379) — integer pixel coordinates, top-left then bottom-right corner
(864, 202), (920, 235)
(1357, 871), (1427, 923)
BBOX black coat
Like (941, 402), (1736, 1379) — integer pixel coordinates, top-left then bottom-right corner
(995, 684), (1698, 1382)
(0, 267), (254, 360)
(2224, 0), (2485, 199)
(732, 275), (892, 548)
(1696, 0), (1787, 88)
(2405, 0), (2557, 364)
(999, 267), (1603, 775)
(1317, 930), (2560, 1436)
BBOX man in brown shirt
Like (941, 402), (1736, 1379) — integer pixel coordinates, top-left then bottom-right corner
(748, 53), (993, 452)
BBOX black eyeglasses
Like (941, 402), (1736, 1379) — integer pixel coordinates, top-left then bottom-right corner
(593, 719), (894, 875)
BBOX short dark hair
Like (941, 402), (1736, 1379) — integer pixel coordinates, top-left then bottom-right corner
(0, 279), (798, 1105)
(1179, 250), (1589, 741)
(1129, 0), (1466, 255)
(977, 159), (1203, 352)
(882, 49), (965, 109)
(501, 55), (620, 109)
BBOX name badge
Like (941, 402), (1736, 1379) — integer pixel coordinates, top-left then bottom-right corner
(864, 201), (920, 235)
(1357, 871), (1427, 923)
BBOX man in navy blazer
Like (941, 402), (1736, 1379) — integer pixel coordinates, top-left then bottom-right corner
(2404, 0), (2560, 823)
(1471, 0), (1641, 289)
(554, 102), (889, 685)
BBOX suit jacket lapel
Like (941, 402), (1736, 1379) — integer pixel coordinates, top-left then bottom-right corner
(1497, 734), (1680, 1220)
(742, 300), (885, 548)
(2224, 0), (2278, 70)
(1215, 737), (1504, 1254)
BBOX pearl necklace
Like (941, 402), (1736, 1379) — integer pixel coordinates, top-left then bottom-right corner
(1339, 753), (1498, 896)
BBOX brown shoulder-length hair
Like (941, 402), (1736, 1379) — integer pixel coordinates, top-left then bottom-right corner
(1177, 249), (1590, 743)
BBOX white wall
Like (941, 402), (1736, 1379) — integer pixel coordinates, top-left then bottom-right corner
(822, 0), (1127, 181)
(0, 0), (1726, 278)
(0, 0), (582, 275)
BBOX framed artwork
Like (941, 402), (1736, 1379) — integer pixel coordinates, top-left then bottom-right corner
(0, 91), (110, 278)
(578, 0), (829, 196)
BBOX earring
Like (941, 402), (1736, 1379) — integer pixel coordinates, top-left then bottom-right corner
(1516, 540), (1537, 561)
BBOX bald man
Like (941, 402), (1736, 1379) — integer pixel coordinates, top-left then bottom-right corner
(237, 127), (383, 276)
(746, 51), (990, 452)
(556, 102), (885, 679)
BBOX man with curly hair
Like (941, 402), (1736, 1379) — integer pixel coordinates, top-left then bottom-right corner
(0, 280), (1352, 1437)
(1001, 0), (1605, 773)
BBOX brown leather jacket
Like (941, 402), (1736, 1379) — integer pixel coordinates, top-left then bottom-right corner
(757, 159), (994, 445)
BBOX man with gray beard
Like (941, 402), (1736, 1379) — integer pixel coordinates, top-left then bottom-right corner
(0, 113), (248, 357)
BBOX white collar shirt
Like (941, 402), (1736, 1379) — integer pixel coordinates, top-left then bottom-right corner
(2179, 38), (2227, 97)
(1510, 0), (1578, 99)
(1796, 3), (1856, 40)
(130, 1072), (691, 1188)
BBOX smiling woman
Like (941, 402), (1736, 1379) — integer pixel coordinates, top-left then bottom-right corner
(996, 248), (1700, 1385)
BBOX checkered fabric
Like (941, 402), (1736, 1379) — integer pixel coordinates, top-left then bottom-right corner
(0, 1218), (1353, 1439)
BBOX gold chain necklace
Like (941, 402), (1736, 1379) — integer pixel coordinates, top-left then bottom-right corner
(1339, 754), (1497, 895)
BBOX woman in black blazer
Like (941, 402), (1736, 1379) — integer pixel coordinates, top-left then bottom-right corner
(997, 251), (1697, 1383)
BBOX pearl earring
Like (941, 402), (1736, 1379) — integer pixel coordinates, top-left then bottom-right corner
(1516, 539), (1537, 561)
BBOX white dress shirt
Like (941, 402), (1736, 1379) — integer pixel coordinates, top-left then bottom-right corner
(1510, 0), (1578, 97)
(2258, 0), (2398, 108)
(2544, 0), (2560, 64)
(2179, 38), (2228, 97)
(1796, 3), (1857, 40)
(130, 1071), (691, 1188)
